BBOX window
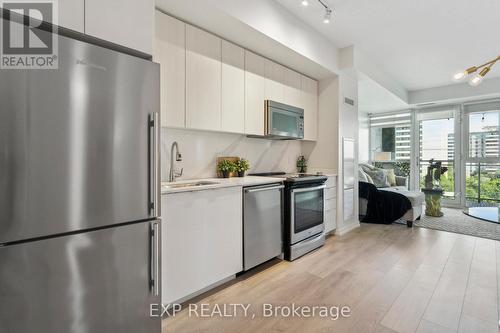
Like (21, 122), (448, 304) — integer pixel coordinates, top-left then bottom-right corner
(417, 113), (456, 199)
(463, 102), (500, 206)
(369, 112), (412, 162)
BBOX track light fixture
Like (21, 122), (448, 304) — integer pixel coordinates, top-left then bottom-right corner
(300, 0), (333, 24)
(453, 55), (500, 86)
(323, 8), (332, 23)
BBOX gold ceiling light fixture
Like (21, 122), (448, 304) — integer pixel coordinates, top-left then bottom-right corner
(300, 0), (333, 24)
(453, 55), (500, 86)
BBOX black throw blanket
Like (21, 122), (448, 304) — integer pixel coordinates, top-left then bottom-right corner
(359, 181), (412, 224)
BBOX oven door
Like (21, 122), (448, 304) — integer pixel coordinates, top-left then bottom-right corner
(290, 184), (325, 244)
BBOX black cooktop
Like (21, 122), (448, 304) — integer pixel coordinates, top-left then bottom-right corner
(250, 172), (327, 184)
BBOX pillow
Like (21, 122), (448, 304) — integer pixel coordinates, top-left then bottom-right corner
(364, 168), (390, 188)
(365, 172), (374, 184)
(358, 169), (368, 182)
(385, 169), (397, 187)
(359, 163), (376, 173)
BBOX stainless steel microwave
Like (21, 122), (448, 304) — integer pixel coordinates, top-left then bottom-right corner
(264, 100), (304, 140)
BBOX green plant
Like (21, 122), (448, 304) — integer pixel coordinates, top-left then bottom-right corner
(236, 159), (250, 172)
(217, 159), (236, 173)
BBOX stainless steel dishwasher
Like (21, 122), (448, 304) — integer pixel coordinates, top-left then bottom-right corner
(243, 183), (284, 270)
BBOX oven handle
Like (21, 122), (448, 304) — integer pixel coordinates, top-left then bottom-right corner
(291, 184), (326, 193)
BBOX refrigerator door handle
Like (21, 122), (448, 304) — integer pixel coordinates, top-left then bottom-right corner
(150, 221), (160, 296)
(148, 112), (159, 217)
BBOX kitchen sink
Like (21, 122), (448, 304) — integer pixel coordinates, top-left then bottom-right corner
(161, 181), (219, 189)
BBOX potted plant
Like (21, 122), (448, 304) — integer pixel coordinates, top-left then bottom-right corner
(217, 159), (236, 178)
(297, 155), (307, 173)
(235, 159), (250, 177)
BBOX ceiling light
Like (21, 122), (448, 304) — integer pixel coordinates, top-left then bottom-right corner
(323, 8), (332, 23)
(301, 0), (309, 6)
(469, 67), (491, 86)
(453, 66), (477, 81)
(316, 0), (333, 24)
(453, 56), (499, 86)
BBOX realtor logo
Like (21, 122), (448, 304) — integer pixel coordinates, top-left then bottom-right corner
(1, 0), (58, 69)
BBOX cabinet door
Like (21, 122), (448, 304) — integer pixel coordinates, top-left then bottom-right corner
(221, 40), (245, 133)
(264, 59), (285, 103)
(162, 187), (242, 304)
(85, 0), (154, 55)
(244, 51), (265, 135)
(185, 25), (222, 131)
(154, 12), (185, 128)
(301, 75), (318, 141)
(284, 68), (301, 107)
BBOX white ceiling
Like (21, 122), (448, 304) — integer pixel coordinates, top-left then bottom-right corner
(275, 0), (500, 91)
(358, 77), (408, 113)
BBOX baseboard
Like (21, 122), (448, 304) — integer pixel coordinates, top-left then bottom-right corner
(336, 221), (360, 235)
(164, 274), (235, 305)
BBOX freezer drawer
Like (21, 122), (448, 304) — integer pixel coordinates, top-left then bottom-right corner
(0, 220), (161, 333)
(243, 184), (283, 270)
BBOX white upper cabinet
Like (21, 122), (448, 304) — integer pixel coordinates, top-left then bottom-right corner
(264, 59), (285, 103)
(284, 68), (302, 108)
(185, 25), (222, 131)
(221, 40), (245, 133)
(154, 12), (186, 128)
(244, 51), (266, 136)
(58, 0), (84, 32)
(85, 0), (154, 55)
(301, 75), (318, 141)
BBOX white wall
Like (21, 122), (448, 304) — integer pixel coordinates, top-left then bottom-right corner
(358, 110), (370, 163)
(161, 128), (302, 180)
(337, 73), (360, 234)
(303, 75), (339, 175)
(303, 73), (360, 235)
(409, 76), (500, 105)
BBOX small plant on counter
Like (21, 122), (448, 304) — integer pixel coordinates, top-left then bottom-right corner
(217, 159), (236, 178)
(297, 155), (307, 173)
(236, 159), (250, 177)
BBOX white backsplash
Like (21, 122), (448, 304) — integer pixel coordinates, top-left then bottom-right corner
(161, 128), (304, 181)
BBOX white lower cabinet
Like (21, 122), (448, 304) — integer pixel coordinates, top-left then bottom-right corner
(324, 176), (337, 233)
(161, 187), (243, 304)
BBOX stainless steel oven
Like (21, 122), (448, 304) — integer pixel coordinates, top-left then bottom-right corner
(264, 100), (304, 139)
(290, 184), (326, 245)
(248, 172), (327, 261)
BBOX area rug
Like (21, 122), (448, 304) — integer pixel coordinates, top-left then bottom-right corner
(413, 206), (500, 241)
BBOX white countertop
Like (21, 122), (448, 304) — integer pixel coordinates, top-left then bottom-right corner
(161, 176), (284, 194)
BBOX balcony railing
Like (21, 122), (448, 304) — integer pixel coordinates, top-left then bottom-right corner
(465, 162), (500, 207)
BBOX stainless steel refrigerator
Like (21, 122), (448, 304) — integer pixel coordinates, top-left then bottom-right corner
(0, 21), (161, 333)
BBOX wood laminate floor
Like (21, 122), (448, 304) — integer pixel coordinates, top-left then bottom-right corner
(163, 224), (500, 333)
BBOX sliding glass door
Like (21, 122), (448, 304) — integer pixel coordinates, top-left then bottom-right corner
(463, 102), (500, 207)
(416, 107), (461, 206)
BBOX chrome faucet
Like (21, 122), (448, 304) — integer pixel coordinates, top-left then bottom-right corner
(169, 141), (183, 182)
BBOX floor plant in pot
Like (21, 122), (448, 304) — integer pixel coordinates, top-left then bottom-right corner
(236, 159), (250, 177)
(217, 159), (236, 178)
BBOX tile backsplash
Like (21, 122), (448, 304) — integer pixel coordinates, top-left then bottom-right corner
(161, 128), (304, 181)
